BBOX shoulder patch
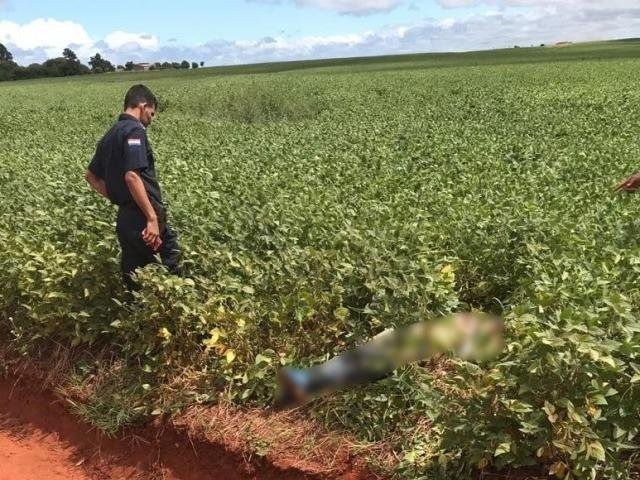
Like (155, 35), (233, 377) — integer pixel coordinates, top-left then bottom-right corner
(128, 138), (142, 147)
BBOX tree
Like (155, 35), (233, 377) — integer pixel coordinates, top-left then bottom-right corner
(0, 46), (89, 82)
(125, 61), (135, 71)
(13, 63), (48, 80)
(200, 61), (204, 67)
(191, 62), (199, 69)
(62, 48), (78, 63)
(89, 53), (115, 73)
(57, 48), (87, 76)
(44, 57), (79, 77)
(180, 60), (190, 69)
(0, 43), (13, 63)
(0, 63), (15, 81)
(89, 53), (103, 72)
(0, 43), (16, 81)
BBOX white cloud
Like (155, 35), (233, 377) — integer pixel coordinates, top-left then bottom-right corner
(296, 0), (403, 13)
(438, 17), (456, 28)
(0, 18), (92, 56)
(0, 18), (161, 65)
(104, 31), (159, 50)
(249, 0), (404, 15)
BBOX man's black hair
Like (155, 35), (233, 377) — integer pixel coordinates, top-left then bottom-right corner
(124, 84), (158, 110)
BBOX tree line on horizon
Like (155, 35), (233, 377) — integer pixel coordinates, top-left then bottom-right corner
(0, 43), (205, 82)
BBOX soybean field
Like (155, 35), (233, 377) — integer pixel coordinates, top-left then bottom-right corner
(2, 41), (640, 479)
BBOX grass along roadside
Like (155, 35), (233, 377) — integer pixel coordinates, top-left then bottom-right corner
(0, 343), (392, 479)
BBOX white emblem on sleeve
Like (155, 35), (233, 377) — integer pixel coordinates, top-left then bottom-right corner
(128, 138), (142, 147)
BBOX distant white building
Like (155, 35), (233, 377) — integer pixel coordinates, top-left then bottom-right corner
(133, 63), (153, 71)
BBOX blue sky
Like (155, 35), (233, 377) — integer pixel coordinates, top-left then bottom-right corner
(1, 1), (639, 66)
(1, 0), (478, 43)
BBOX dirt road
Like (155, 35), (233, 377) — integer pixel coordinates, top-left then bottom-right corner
(0, 417), (90, 480)
(0, 377), (315, 480)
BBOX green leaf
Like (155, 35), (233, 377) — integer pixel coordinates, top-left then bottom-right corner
(46, 292), (66, 299)
(587, 440), (606, 462)
(543, 400), (556, 415)
(599, 356), (616, 368)
(226, 349), (236, 364)
(494, 442), (511, 456)
(254, 353), (271, 365)
(333, 307), (349, 321)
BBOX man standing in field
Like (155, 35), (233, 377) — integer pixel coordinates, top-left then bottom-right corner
(84, 84), (181, 289)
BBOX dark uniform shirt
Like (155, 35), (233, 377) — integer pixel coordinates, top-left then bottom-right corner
(88, 113), (163, 207)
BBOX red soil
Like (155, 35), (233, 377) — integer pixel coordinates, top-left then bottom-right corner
(0, 376), (324, 480)
(0, 418), (90, 480)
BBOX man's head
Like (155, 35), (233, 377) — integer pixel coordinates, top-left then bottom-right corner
(124, 84), (157, 127)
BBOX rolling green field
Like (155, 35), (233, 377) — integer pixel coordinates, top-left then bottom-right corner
(2, 40), (640, 479)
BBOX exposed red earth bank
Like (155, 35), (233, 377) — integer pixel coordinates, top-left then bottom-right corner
(0, 376), (377, 480)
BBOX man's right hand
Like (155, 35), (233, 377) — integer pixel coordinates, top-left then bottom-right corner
(142, 217), (162, 251)
(615, 173), (640, 193)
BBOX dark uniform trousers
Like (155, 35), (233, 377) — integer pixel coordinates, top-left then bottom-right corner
(116, 203), (182, 290)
